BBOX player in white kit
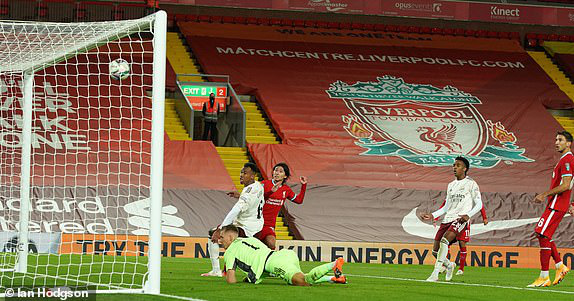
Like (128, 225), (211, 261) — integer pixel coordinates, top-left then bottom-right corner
(201, 162), (264, 277)
(420, 156), (483, 282)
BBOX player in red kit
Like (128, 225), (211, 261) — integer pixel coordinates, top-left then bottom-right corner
(528, 131), (574, 287)
(255, 163), (307, 250)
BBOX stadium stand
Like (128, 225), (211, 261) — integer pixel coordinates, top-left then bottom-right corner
(179, 21), (574, 245)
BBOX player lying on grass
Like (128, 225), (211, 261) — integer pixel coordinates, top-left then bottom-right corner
(420, 156), (483, 282)
(219, 224), (347, 285)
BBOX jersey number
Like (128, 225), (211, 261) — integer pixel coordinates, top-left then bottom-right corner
(257, 201), (263, 219)
(537, 218), (545, 228)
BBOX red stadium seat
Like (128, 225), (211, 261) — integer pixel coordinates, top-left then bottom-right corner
(374, 24), (386, 31)
(527, 38), (538, 47)
(328, 22), (339, 29)
(257, 18), (270, 25)
(431, 27), (443, 35)
(186, 15), (199, 22)
(247, 17), (258, 25)
(351, 23), (364, 30)
(464, 29), (476, 37)
(304, 20), (317, 28)
(420, 27), (431, 34)
(407, 26), (419, 34)
(548, 34), (559, 41)
(281, 19), (294, 26)
(269, 18), (282, 26)
(398, 25), (409, 33)
(293, 19), (305, 27)
(317, 21), (329, 28)
(498, 32), (510, 39)
(476, 30), (488, 38)
(385, 25), (398, 32)
(454, 28), (465, 36)
(174, 14), (186, 22)
(510, 32), (521, 40)
(536, 33), (548, 41)
(222, 16), (234, 24)
(443, 28), (455, 36)
(363, 23), (375, 31)
(234, 16), (247, 24)
(198, 15), (210, 23)
(339, 22), (352, 30)
(559, 35), (570, 41)
(487, 31), (498, 39)
(210, 16), (223, 23)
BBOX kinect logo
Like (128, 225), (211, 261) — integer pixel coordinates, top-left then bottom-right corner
(123, 198), (190, 237)
(490, 6), (520, 17)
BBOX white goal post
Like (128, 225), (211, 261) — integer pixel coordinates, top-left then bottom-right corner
(0, 11), (166, 295)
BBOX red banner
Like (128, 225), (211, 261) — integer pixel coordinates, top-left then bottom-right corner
(160, 0), (574, 27)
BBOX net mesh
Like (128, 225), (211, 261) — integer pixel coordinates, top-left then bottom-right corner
(0, 15), (160, 292)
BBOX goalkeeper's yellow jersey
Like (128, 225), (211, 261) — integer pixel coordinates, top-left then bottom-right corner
(223, 237), (272, 284)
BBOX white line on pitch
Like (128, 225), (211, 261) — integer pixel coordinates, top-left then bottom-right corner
(347, 274), (574, 295)
(156, 293), (208, 301)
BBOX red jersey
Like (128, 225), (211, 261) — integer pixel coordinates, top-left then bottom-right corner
(435, 199), (487, 221)
(547, 151), (574, 212)
(261, 180), (306, 227)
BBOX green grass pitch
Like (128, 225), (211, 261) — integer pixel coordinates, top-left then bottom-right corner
(3, 257), (574, 300)
(120, 258), (574, 300)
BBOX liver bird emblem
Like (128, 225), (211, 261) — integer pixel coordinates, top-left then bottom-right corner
(416, 124), (462, 153)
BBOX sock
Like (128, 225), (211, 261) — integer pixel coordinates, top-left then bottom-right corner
(207, 239), (221, 272)
(459, 247), (467, 271)
(433, 237), (450, 274)
(540, 270), (549, 278)
(550, 240), (561, 265)
(304, 261), (335, 284)
(314, 275), (333, 284)
(556, 262), (564, 269)
(538, 236), (551, 274)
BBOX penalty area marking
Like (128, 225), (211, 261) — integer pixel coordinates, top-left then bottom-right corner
(347, 274), (574, 295)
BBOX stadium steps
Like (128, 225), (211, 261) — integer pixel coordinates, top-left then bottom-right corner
(528, 51), (574, 100)
(216, 147), (250, 191)
(275, 216), (293, 240)
(165, 98), (192, 141)
(166, 32), (204, 82)
(241, 101), (280, 144)
(553, 116), (574, 133)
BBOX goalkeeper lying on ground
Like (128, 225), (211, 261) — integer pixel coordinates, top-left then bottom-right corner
(219, 224), (347, 286)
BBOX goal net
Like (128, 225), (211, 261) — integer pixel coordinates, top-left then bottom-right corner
(0, 11), (166, 294)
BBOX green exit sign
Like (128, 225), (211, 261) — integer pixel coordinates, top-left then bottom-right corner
(181, 85), (227, 97)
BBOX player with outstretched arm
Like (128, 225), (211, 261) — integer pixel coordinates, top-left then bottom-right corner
(420, 156), (483, 282)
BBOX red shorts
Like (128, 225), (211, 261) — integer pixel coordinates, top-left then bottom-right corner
(255, 226), (276, 241)
(434, 220), (469, 242)
(535, 208), (566, 239)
